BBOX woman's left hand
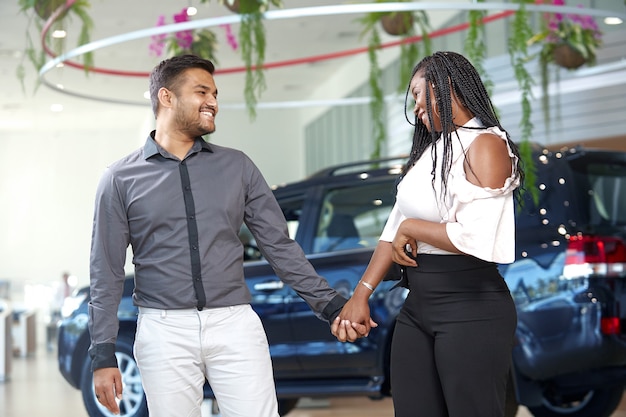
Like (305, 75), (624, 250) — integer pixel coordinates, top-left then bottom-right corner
(391, 219), (418, 267)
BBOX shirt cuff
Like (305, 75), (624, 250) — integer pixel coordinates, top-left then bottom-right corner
(89, 342), (119, 371)
(322, 294), (348, 323)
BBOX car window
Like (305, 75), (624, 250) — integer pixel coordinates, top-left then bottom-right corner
(239, 195), (305, 262)
(586, 165), (626, 226)
(313, 181), (395, 253)
(563, 157), (626, 227)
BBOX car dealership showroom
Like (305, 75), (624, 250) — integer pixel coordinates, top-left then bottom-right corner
(2, 0), (626, 416)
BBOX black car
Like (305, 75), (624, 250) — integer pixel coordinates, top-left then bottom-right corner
(58, 146), (626, 417)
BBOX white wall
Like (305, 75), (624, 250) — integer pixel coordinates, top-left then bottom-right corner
(0, 103), (307, 300)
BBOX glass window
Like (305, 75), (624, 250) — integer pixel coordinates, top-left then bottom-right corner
(240, 195), (305, 262)
(585, 164), (626, 226)
(313, 181), (395, 253)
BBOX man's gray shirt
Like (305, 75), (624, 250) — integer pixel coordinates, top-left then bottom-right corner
(88, 133), (346, 370)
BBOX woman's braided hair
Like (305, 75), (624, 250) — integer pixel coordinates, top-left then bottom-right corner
(400, 51), (524, 199)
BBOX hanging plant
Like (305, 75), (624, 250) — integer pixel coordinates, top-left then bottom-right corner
(148, 8), (221, 64)
(357, 0), (432, 159)
(16, 0), (94, 92)
(464, 2), (494, 96)
(527, 0), (603, 133)
(509, 0), (538, 205)
(201, 0), (283, 120)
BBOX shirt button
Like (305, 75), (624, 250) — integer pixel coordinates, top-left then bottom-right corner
(185, 186), (191, 190)
(189, 215), (195, 220)
(192, 245), (198, 250)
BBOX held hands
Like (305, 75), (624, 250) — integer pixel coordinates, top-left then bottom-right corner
(93, 367), (123, 415)
(331, 297), (378, 343)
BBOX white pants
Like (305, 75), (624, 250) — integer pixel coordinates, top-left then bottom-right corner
(134, 304), (279, 417)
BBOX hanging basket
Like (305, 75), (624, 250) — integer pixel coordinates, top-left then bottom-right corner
(34, 0), (68, 20)
(223, 0), (266, 14)
(552, 44), (587, 70)
(380, 12), (414, 36)
(224, 0), (241, 13)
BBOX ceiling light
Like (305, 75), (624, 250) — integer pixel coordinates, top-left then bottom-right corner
(52, 30), (67, 38)
(604, 17), (623, 25)
(187, 7), (197, 16)
(50, 104), (64, 112)
(143, 91), (150, 100)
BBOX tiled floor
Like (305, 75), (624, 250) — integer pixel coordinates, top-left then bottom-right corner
(2, 341), (626, 417)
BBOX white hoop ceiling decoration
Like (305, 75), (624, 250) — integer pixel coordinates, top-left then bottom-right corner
(38, 2), (626, 108)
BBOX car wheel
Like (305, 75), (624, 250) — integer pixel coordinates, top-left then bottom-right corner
(80, 336), (148, 417)
(278, 398), (299, 416)
(527, 385), (623, 417)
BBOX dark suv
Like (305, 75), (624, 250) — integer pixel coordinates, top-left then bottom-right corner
(58, 146), (626, 417)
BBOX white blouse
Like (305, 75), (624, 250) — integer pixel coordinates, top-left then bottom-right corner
(380, 118), (520, 264)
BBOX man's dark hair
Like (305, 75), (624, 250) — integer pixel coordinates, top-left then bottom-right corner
(149, 54), (215, 117)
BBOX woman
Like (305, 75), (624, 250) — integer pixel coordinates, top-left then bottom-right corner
(332, 51), (524, 417)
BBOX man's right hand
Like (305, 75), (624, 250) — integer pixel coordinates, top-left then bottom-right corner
(331, 296), (378, 342)
(93, 367), (123, 415)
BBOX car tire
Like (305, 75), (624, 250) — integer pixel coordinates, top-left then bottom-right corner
(80, 336), (148, 417)
(527, 385), (624, 417)
(278, 398), (300, 416)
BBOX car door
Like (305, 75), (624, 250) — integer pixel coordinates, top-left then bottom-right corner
(285, 178), (398, 377)
(242, 192), (310, 377)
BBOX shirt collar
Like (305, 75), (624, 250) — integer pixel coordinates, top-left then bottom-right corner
(143, 130), (214, 160)
(462, 117), (484, 129)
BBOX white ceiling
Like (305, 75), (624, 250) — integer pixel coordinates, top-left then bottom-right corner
(0, 0), (404, 132)
(1, 1), (624, 134)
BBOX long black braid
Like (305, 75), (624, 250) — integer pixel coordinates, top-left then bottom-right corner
(400, 51), (524, 201)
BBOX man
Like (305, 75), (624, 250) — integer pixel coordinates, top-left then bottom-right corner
(88, 54), (370, 417)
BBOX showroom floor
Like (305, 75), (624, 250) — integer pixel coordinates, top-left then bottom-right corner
(2, 342), (626, 417)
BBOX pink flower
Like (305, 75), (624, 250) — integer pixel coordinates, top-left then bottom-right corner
(221, 24), (238, 51)
(174, 8), (193, 50)
(148, 14), (167, 57)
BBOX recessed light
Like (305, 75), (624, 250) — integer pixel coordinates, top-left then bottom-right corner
(187, 7), (197, 16)
(604, 17), (623, 25)
(143, 91), (150, 100)
(50, 104), (64, 112)
(52, 30), (67, 38)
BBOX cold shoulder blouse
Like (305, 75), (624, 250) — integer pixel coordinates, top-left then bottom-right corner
(380, 117), (520, 264)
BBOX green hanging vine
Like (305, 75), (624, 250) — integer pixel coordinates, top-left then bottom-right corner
(398, 11), (431, 93)
(17, 0), (94, 93)
(200, 0), (281, 120)
(240, 11), (266, 120)
(358, 1), (432, 160)
(464, 2), (494, 96)
(366, 28), (386, 160)
(508, 0), (538, 205)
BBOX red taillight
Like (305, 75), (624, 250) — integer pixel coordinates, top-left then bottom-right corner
(563, 235), (626, 278)
(601, 317), (621, 335)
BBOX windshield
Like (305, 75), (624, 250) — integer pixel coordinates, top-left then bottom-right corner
(572, 161), (626, 227)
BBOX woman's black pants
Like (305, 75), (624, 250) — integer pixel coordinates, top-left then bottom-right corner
(390, 254), (517, 417)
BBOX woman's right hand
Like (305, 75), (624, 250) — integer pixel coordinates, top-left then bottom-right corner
(331, 296), (377, 342)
